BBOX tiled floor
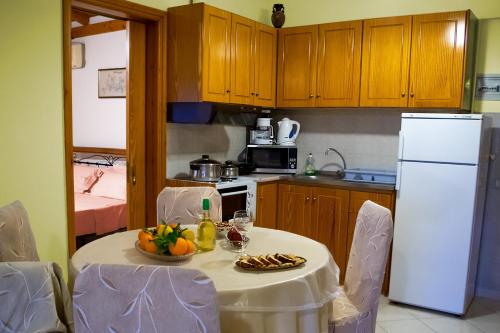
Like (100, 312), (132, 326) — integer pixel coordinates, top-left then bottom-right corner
(376, 296), (500, 333)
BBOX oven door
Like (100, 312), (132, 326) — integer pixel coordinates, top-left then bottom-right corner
(247, 146), (297, 173)
(217, 186), (248, 222)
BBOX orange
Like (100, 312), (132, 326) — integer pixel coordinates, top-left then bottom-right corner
(168, 237), (188, 256)
(185, 240), (196, 254)
(143, 238), (158, 254)
(140, 232), (154, 250)
(138, 230), (146, 241)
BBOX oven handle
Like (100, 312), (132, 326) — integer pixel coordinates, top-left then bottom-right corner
(220, 190), (249, 197)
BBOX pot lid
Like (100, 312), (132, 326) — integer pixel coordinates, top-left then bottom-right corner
(190, 154), (221, 165)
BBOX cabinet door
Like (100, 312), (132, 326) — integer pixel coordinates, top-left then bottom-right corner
(277, 184), (311, 236)
(311, 187), (349, 282)
(230, 14), (254, 105)
(255, 182), (278, 229)
(408, 11), (467, 108)
(202, 6), (231, 103)
(277, 25), (318, 107)
(348, 191), (394, 294)
(316, 21), (362, 107)
(360, 16), (412, 107)
(254, 23), (277, 107)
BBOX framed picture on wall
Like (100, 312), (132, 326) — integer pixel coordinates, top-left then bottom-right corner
(98, 68), (126, 98)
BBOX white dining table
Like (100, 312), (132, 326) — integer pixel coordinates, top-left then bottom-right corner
(70, 226), (340, 333)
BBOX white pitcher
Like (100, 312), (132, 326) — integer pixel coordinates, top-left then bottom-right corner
(277, 117), (300, 145)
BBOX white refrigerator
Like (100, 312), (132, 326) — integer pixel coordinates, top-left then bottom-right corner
(389, 113), (490, 315)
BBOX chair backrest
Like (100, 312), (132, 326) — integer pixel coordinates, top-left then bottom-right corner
(73, 264), (221, 333)
(0, 261), (73, 332)
(157, 186), (222, 224)
(0, 200), (39, 262)
(344, 200), (394, 313)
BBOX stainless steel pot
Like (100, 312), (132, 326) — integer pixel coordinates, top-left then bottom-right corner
(221, 160), (239, 180)
(189, 155), (222, 182)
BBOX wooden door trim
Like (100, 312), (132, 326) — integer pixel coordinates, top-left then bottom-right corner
(63, 0), (166, 256)
(71, 19), (127, 38)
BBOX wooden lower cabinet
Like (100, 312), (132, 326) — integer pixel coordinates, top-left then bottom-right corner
(310, 187), (349, 282)
(255, 182), (278, 229)
(277, 184), (350, 282)
(274, 183), (395, 292)
(277, 184), (312, 238)
(348, 190), (395, 294)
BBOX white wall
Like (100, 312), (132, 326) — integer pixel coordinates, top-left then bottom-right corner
(72, 30), (127, 149)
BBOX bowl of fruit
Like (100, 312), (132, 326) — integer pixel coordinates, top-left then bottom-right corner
(136, 222), (197, 261)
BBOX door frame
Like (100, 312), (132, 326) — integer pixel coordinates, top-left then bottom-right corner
(62, 0), (167, 255)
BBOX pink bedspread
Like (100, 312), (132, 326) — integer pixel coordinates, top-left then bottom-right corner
(74, 193), (127, 236)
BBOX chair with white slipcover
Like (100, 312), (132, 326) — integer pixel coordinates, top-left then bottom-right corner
(157, 186), (222, 224)
(0, 200), (39, 262)
(329, 200), (394, 333)
(0, 201), (74, 332)
(72, 264), (221, 333)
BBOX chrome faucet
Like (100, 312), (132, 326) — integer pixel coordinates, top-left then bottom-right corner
(325, 148), (347, 177)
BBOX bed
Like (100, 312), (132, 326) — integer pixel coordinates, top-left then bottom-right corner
(73, 163), (127, 243)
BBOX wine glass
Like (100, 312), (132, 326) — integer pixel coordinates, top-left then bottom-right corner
(229, 210), (253, 255)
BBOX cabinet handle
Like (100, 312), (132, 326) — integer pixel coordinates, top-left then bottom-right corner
(259, 196), (263, 200)
(309, 94), (314, 98)
(251, 92), (255, 96)
(313, 197), (317, 201)
(410, 92), (414, 97)
(226, 89), (231, 93)
(316, 95), (320, 98)
(255, 92), (259, 96)
(305, 197), (310, 202)
(401, 92), (406, 97)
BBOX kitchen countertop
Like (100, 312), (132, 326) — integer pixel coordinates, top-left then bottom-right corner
(167, 174), (395, 192)
(242, 173), (395, 192)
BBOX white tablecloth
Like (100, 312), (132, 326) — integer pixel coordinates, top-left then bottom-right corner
(70, 227), (340, 333)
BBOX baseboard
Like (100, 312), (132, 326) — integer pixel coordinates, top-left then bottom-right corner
(476, 287), (500, 300)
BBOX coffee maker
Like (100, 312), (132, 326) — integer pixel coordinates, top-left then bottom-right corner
(250, 117), (274, 145)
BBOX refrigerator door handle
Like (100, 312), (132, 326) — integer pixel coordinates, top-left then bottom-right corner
(398, 131), (404, 160)
(395, 161), (402, 191)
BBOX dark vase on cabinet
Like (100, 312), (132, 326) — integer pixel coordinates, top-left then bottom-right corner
(272, 4), (285, 28)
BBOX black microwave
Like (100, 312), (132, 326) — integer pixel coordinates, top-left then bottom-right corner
(246, 144), (297, 174)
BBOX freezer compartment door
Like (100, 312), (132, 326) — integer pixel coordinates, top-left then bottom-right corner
(389, 161), (478, 314)
(400, 117), (481, 164)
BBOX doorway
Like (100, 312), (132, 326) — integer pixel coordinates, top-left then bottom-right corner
(63, 0), (166, 255)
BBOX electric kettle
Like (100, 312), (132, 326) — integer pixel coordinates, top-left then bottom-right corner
(277, 117), (300, 145)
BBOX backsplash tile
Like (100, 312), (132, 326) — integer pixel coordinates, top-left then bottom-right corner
(166, 123), (246, 178)
(273, 109), (401, 173)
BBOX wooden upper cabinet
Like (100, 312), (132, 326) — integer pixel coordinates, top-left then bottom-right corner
(230, 14), (254, 105)
(316, 21), (362, 107)
(310, 187), (349, 282)
(254, 23), (277, 107)
(202, 6), (232, 103)
(409, 11), (468, 108)
(255, 182), (278, 229)
(277, 25), (318, 107)
(360, 16), (412, 107)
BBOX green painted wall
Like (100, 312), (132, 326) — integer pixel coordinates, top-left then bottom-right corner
(278, 0), (500, 25)
(0, 1), (67, 269)
(474, 18), (500, 113)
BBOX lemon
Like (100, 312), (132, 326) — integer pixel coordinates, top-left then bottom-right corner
(157, 224), (173, 236)
(181, 229), (195, 241)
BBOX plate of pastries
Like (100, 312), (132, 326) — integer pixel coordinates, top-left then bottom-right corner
(235, 253), (306, 271)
